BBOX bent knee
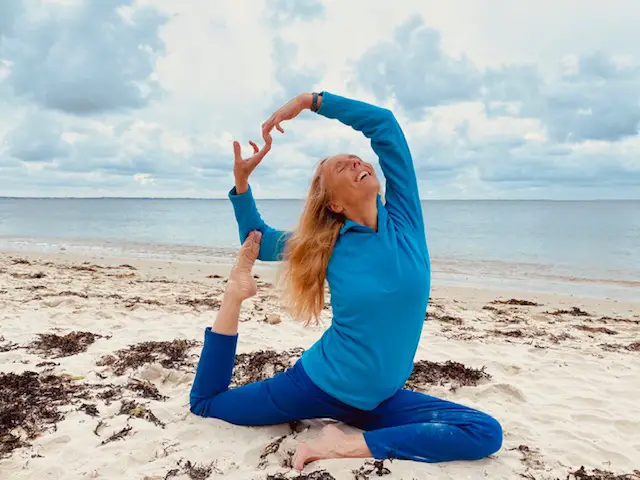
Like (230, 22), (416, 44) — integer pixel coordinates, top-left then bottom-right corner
(472, 413), (503, 459)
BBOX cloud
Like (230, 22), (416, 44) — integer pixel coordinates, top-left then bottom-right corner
(265, 0), (325, 27)
(483, 53), (640, 142)
(352, 15), (482, 119)
(0, 0), (167, 115)
(5, 112), (70, 162)
(0, 0), (23, 39)
(271, 36), (321, 104)
(1, 0), (639, 199)
(354, 16), (640, 143)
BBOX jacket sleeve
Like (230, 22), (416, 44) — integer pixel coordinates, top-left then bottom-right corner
(228, 185), (291, 261)
(316, 92), (424, 235)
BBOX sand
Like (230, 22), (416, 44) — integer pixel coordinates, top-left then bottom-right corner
(0, 251), (639, 480)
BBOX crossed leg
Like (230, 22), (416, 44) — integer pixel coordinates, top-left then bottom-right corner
(189, 231), (502, 470)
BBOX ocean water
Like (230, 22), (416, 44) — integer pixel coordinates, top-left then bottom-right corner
(0, 197), (638, 299)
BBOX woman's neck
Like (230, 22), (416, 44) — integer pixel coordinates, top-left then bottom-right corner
(346, 196), (378, 231)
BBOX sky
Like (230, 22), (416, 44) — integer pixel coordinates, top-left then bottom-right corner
(0, 0), (639, 199)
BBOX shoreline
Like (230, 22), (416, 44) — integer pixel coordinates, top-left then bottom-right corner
(1, 243), (638, 302)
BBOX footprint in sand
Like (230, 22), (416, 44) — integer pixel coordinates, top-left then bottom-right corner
(478, 383), (527, 403)
(138, 364), (165, 382)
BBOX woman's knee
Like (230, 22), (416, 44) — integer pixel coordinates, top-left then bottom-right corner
(472, 413), (503, 459)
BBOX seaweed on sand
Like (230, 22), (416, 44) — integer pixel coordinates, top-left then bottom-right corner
(96, 339), (200, 375)
(352, 459), (392, 479)
(29, 331), (102, 358)
(405, 360), (490, 390)
(266, 471), (336, 480)
(164, 459), (219, 480)
(0, 371), (88, 457)
(232, 348), (304, 387)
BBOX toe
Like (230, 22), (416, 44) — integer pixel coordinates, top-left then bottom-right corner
(293, 444), (308, 471)
(238, 231), (261, 266)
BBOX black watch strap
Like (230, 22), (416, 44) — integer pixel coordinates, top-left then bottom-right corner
(311, 92), (323, 112)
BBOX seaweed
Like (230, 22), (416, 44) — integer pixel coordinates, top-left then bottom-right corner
(232, 348), (304, 386)
(97, 339), (200, 375)
(406, 360), (490, 390)
(0, 371), (88, 457)
(29, 331), (102, 358)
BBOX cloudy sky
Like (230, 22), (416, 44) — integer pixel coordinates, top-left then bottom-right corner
(1, 0), (639, 199)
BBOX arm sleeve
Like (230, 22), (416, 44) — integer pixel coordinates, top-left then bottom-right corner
(228, 185), (291, 261)
(316, 91), (424, 234)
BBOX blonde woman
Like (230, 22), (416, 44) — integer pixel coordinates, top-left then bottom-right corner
(190, 92), (502, 470)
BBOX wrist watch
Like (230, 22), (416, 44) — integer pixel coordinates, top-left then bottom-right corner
(311, 92), (323, 112)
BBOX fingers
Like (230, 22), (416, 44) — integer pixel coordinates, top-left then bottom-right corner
(262, 114), (285, 139)
(262, 119), (273, 139)
(233, 141), (242, 162)
(250, 144), (270, 168)
(234, 136), (271, 166)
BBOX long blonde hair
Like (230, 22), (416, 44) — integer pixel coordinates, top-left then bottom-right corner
(277, 159), (344, 325)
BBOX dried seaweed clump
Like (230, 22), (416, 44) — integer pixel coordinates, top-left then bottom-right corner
(267, 471), (336, 480)
(427, 312), (464, 325)
(405, 360), (490, 390)
(574, 325), (618, 335)
(29, 331), (102, 358)
(548, 307), (591, 317)
(97, 339), (200, 375)
(0, 371), (87, 457)
(491, 298), (541, 306)
(600, 342), (640, 353)
(119, 400), (165, 428)
(568, 466), (640, 480)
(11, 272), (46, 279)
(352, 460), (391, 479)
(232, 348), (304, 387)
(165, 459), (219, 480)
(176, 296), (221, 310)
(126, 378), (167, 401)
(0, 336), (19, 353)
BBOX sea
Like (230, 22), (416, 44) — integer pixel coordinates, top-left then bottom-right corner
(0, 198), (638, 300)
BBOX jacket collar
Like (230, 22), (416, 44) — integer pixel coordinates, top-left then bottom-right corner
(339, 194), (386, 236)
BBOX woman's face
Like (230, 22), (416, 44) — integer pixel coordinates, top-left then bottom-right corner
(322, 154), (380, 214)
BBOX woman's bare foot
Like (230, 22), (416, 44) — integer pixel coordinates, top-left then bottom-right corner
(226, 230), (262, 302)
(293, 424), (372, 470)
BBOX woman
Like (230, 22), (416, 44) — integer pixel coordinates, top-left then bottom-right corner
(190, 92), (502, 470)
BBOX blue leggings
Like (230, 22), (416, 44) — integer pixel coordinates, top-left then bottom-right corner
(189, 328), (502, 462)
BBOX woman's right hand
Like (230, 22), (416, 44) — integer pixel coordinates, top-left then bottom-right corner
(233, 134), (272, 194)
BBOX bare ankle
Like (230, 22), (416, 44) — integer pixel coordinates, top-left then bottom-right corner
(336, 434), (370, 459)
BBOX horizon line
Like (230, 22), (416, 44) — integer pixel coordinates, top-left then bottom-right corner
(0, 196), (638, 202)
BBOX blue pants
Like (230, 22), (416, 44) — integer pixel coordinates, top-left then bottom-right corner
(190, 328), (502, 462)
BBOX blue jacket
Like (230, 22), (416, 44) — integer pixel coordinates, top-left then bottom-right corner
(229, 92), (430, 410)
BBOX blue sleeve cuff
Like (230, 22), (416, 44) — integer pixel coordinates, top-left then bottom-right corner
(204, 326), (238, 345)
(229, 184), (253, 203)
(316, 91), (340, 119)
(228, 184), (259, 218)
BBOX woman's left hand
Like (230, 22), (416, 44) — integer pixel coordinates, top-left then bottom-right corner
(262, 94), (312, 141)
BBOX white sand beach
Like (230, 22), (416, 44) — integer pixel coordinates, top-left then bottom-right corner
(1, 251), (639, 480)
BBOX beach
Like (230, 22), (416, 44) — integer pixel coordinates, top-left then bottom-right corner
(1, 250), (639, 480)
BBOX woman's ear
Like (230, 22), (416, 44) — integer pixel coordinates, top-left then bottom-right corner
(327, 201), (344, 214)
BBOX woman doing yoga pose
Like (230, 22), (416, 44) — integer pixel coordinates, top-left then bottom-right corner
(190, 92), (502, 470)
